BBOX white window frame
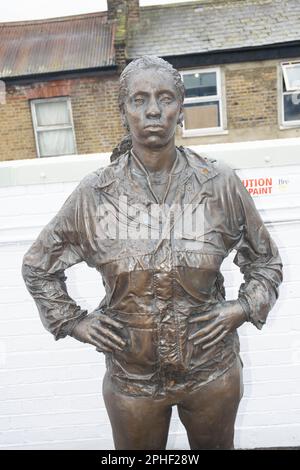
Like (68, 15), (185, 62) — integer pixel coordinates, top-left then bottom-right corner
(31, 96), (77, 157)
(279, 61), (300, 129)
(180, 67), (226, 137)
(282, 62), (300, 91)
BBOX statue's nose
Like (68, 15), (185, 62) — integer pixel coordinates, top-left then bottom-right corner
(146, 97), (161, 117)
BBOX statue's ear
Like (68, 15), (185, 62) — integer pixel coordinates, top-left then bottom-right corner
(120, 107), (129, 131)
(177, 105), (184, 127)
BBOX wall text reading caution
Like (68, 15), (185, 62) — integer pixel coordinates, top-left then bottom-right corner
(242, 178), (272, 195)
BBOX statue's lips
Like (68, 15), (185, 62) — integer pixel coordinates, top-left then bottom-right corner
(144, 124), (164, 131)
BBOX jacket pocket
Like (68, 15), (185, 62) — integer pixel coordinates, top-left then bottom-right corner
(112, 326), (159, 379)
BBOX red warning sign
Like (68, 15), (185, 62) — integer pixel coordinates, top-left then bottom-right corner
(242, 178), (273, 195)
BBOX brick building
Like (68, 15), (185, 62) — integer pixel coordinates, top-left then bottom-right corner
(0, 0), (300, 161)
(0, 10), (124, 161)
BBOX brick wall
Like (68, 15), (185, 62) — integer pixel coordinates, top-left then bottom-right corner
(0, 85), (37, 161)
(0, 75), (125, 162)
(226, 63), (278, 129)
(0, 149), (299, 449)
(107, 0), (140, 21)
(71, 76), (124, 154)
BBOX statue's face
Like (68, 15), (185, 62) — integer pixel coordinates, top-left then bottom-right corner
(122, 67), (183, 149)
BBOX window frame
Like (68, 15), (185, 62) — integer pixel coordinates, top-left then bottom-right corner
(30, 96), (77, 158)
(282, 62), (300, 91)
(279, 61), (300, 129)
(180, 67), (226, 137)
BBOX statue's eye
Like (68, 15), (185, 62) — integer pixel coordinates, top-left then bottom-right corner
(160, 96), (173, 104)
(134, 97), (145, 105)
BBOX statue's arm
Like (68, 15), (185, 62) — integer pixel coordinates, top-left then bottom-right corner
(188, 162), (283, 349)
(232, 171), (283, 329)
(22, 181), (88, 340)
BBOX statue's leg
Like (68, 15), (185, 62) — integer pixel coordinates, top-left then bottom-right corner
(102, 372), (172, 450)
(177, 358), (243, 450)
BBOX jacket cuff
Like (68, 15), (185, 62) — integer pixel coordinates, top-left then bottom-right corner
(237, 297), (251, 322)
(237, 295), (267, 330)
(54, 309), (88, 340)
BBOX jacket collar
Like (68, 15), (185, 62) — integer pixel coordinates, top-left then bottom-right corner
(178, 146), (219, 185)
(93, 146), (219, 195)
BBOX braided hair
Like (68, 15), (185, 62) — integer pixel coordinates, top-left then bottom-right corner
(110, 56), (185, 162)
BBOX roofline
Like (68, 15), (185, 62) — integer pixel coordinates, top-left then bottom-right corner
(1, 66), (118, 84)
(138, 40), (300, 69)
(140, 0), (242, 11)
(0, 10), (107, 27)
(3, 40), (298, 82)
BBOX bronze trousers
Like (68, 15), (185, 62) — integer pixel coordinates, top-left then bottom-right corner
(102, 357), (243, 450)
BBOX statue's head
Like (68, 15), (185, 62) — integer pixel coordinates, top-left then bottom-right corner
(118, 56), (185, 149)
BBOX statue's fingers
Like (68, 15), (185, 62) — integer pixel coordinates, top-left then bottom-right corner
(94, 325), (126, 348)
(95, 344), (113, 353)
(189, 311), (219, 323)
(98, 315), (123, 330)
(201, 330), (228, 350)
(193, 325), (224, 346)
(88, 336), (113, 353)
(188, 321), (218, 341)
(90, 332), (123, 351)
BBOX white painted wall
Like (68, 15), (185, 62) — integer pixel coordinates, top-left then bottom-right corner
(0, 140), (300, 449)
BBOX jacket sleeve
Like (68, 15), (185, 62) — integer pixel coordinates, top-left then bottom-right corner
(22, 180), (89, 340)
(230, 170), (283, 329)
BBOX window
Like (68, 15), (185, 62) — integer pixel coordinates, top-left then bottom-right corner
(181, 68), (225, 136)
(31, 97), (77, 157)
(281, 62), (300, 127)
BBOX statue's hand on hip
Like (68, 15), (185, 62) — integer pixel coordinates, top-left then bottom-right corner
(188, 300), (247, 350)
(70, 312), (127, 353)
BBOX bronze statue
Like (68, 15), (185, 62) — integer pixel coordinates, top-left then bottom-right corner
(22, 56), (283, 450)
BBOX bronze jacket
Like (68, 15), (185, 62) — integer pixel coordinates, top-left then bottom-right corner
(22, 147), (283, 397)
